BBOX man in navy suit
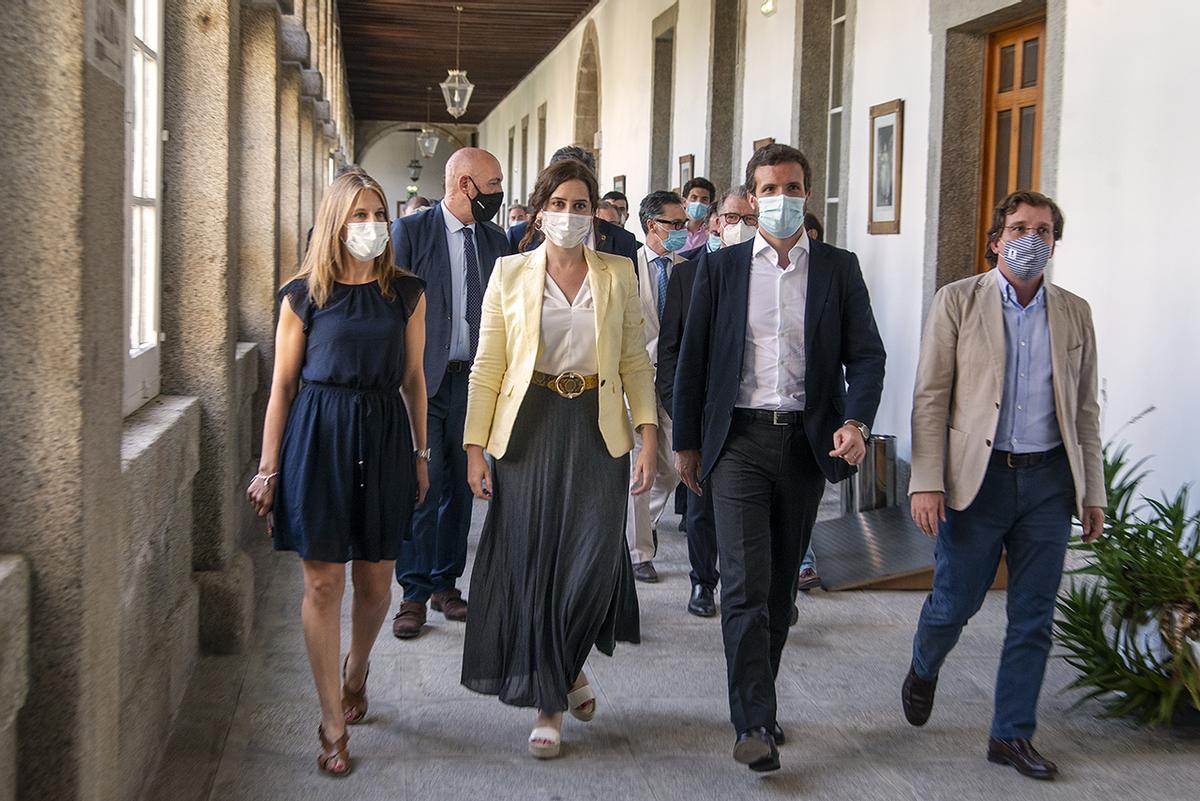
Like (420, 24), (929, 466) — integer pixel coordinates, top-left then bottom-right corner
(657, 186), (758, 618)
(507, 146), (640, 267)
(673, 144), (886, 771)
(389, 147), (513, 639)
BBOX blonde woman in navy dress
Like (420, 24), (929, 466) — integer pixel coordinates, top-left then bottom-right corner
(247, 171), (429, 776)
(460, 158), (658, 759)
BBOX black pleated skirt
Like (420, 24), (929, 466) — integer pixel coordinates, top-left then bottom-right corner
(461, 385), (640, 711)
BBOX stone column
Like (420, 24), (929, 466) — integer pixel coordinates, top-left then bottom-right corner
(0, 2), (124, 798)
(279, 63), (303, 275)
(238, 0), (282, 456)
(161, 0), (254, 654)
(299, 97), (316, 237)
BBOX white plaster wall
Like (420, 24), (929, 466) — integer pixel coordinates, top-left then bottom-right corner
(1053, 0), (1200, 505)
(737, 0), (797, 164)
(478, 0), (725, 236)
(842, 0), (932, 458)
(359, 130), (456, 216)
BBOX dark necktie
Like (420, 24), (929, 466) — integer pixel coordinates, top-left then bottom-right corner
(655, 255), (671, 321)
(463, 226), (481, 356)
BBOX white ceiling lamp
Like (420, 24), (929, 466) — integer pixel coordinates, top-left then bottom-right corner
(417, 86), (440, 158)
(440, 5), (475, 119)
(760, 0), (777, 15)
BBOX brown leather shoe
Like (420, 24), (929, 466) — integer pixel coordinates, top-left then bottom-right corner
(391, 600), (427, 639)
(987, 737), (1058, 780)
(430, 588), (468, 622)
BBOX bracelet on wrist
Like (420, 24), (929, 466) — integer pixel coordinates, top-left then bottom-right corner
(251, 471), (279, 486)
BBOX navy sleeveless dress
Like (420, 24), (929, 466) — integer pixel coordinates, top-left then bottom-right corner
(272, 273), (425, 563)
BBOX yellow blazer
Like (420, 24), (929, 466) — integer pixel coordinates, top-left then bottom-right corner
(463, 245), (657, 459)
(909, 271), (1106, 518)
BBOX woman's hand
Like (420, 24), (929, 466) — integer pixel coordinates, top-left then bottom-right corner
(630, 424), (658, 495)
(414, 458), (430, 506)
(466, 445), (494, 500)
(246, 473), (277, 534)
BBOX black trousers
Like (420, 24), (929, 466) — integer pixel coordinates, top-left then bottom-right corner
(685, 483), (720, 590)
(710, 415), (826, 733)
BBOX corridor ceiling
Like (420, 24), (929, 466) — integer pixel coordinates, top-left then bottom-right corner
(339, 0), (601, 124)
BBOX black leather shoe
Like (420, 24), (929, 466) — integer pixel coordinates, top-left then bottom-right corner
(687, 585), (716, 617)
(901, 664), (937, 726)
(987, 737), (1058, 780)
(633, 561), (658, 583)
(789, 603), (799, 626)
(771, 722), (786, 746)
(733, 727), (779, 772)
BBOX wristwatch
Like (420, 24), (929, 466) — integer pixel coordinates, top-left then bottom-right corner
(414, 448), (432, 461)
(843, 419), (870, 443)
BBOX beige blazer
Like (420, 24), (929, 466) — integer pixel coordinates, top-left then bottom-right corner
(463, 245), (657, 459)
(635, 245), (686, 366)
(909, 272), (1106, 517)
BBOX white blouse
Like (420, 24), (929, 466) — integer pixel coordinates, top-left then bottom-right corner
(534, 273), (599, 375)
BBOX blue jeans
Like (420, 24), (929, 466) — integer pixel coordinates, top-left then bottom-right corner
(396, 368), (472, 603)
(911, 448), (1074, 740)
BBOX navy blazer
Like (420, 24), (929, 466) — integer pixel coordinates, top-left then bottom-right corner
(671, 238), (886, 483)
(508, 217), (640, 269)
(390, 203), (512, 395)
(655, 256), (701, 414)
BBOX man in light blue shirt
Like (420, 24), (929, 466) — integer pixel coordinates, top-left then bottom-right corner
(995, 269), (1060, 453)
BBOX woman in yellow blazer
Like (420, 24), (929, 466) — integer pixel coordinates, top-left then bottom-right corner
(460, 158), (658, 759)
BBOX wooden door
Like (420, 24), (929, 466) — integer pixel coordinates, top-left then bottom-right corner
(978, 19), (1045, 271)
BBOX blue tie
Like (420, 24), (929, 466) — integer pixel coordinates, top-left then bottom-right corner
(655, 255), (671, 321)
(463, 226), (481, 356)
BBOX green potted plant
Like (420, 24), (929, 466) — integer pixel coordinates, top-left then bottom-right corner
(1055, 442), (1200, 726)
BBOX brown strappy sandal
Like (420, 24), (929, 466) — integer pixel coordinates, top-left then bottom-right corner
(317, 725), (351, 777)
(342, 655), (370, 724)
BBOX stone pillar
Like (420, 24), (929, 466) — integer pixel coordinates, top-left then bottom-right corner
(162, 0), (254, 654)
(279, 63), (302, 275)
(299, 97), (316, 237)
(0, 3), (124, 798)
(238, 0), (282, 457)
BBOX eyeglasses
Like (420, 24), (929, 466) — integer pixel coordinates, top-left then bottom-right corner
(653, 218), (689, 231)
(721, 213), (759, 226)
(1003, 224), (1054, 241)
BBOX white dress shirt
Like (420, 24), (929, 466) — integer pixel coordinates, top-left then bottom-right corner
(635, 245), (679, 366)
(534, 273), (599, 375)
(735, 231), (809, 411)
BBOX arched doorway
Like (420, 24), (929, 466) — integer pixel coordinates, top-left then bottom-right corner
(574, 20), (601, 175)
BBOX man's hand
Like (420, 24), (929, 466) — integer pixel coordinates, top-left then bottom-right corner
(674, 449), (702, 496)
(911, 491), (946, 538)
(1080, 506), (1105, 543)
(829, 424), (867, 465)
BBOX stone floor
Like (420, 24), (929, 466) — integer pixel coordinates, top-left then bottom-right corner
(147, 491), (1200, 801)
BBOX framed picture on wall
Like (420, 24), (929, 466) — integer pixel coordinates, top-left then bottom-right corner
(679, 155), (694, 187)
(752, 137), (775, 153)
(613, 174), (626, 194)
(868, 99), (904, 234)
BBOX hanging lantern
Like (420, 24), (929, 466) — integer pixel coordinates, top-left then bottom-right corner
(440, 6), (474, 119)
(407, 158), (423, 182)
(417, 87), (440, 157)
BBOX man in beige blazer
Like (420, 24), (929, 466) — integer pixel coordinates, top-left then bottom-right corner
(625, 190), (690, 582)
(903, 191), (1106, 781)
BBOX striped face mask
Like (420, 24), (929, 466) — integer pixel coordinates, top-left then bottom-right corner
(1001, 232), (1052, 280)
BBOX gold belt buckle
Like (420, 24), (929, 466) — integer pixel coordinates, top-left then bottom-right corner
(553, 371), (586, 399)
(1007, 452), (1018, 469)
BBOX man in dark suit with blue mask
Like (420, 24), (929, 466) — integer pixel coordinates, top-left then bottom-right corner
(389, 147), (513, 639)
(673, 144), (886, 772)
(507, 146), (640, 267)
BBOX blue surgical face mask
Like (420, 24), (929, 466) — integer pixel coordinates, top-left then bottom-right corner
(687, 201), (710, 221)
(756, 194), (806, 238)
(706, 233), (723, 252)
(1000, 232), (1053, 280)
(661, 227), (689, 252)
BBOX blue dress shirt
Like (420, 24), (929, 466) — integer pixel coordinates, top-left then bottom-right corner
(441, 201), (480, 361)
(994, 269), (1061, 453)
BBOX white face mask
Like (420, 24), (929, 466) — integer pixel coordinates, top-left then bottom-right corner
(539, 210), (592, 249)
(721, 220), (756, 246)
(344, 221), (389, 261)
